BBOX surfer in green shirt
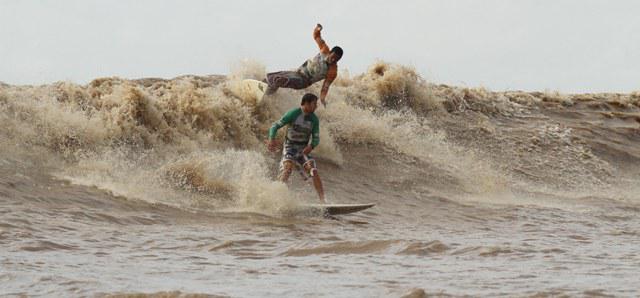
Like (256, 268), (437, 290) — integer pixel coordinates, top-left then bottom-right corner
(267, 93), (325, 203)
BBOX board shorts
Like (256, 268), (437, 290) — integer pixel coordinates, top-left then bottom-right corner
(280, 142), (317, 178)
(265, 71), (311, 94)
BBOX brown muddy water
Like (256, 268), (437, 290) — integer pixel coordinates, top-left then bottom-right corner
(1, 62), (639, 297)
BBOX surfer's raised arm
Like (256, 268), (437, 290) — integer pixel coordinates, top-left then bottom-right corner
(313, 24), (330, 55)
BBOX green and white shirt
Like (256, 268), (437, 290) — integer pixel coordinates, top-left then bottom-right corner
(269, 108), (320, 148)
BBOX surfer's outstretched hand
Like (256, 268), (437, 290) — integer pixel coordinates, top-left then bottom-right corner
(315, 23), (323, 32)
(302, 145), (313, 155)
(266, 139), (281, 152)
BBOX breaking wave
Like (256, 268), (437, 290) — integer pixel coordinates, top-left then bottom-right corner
(1, 60), (638, 214)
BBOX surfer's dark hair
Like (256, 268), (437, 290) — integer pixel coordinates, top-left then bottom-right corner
(331, 46), (343, 58)
(301, 93), (318, 105)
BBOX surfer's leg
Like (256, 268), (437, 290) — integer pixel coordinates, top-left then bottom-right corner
(265, 71), (310, 94)
(265, 72), (281, 95)
(265, 71), (292, 94)
(303, 159), (325, 203)
(287, 72), (311, 90)
(279, 144), (300, 183)
(278, 160), (295, 183)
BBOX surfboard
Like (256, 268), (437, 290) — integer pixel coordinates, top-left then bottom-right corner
(230, 79), (268, 103)
(300, 203), (375, 216)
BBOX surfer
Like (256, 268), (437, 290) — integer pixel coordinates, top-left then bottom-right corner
(264, 23), (343, 107)
(267, 93), (325, 203)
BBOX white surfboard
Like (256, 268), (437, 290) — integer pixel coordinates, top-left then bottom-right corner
(230, 79), (268, 103)
(299, 203), (375, 216)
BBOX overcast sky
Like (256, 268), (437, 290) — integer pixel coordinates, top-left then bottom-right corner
(1, 0), (638, 92)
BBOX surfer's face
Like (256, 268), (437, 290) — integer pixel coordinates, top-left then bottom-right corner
(301, 100), (318, 114)
(328, 52), (342, 64)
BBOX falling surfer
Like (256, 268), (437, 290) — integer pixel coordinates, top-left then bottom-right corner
(263, 23), (343, 107)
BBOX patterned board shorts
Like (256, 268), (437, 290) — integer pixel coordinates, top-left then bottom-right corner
(266, 71), (311, 94)
(281, 143), (316, 172)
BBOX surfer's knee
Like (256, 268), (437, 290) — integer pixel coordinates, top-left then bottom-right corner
(282, 160), (294, 172)
(303, 161), (318, 177)
(278, 161), (294, 182)
(264, 73), (278, 94)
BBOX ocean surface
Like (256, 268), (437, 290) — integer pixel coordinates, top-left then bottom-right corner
(1, 62), (639, 297)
